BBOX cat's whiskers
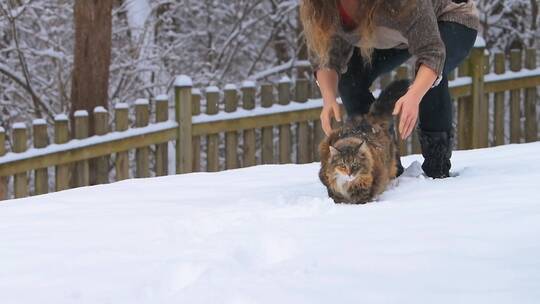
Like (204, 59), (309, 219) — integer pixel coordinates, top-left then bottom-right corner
(333, 171), (358, 199)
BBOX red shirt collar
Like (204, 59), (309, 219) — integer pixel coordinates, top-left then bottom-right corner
(338, 2), (357, 30)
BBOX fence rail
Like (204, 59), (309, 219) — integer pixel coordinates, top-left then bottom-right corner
(0, 45), (539, 200)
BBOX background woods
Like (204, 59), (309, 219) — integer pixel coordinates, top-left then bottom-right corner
(1, 0), (539, 125)
(0, 0), (304, 127)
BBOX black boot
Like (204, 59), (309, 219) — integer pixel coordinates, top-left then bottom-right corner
(418, 130), (454, 178)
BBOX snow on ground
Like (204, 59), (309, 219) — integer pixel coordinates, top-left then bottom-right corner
(1, 142), (540, 303)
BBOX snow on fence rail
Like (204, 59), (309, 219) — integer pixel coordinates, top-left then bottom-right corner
(0, 46), (539, 200)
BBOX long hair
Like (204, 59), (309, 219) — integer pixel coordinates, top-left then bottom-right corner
(300, 0), (414, 66)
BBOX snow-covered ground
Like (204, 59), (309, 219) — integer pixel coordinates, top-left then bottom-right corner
(1, 142), (539, 303)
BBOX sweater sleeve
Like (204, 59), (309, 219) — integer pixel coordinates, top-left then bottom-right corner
(308, 34), (354, 83)
(401, 0), (446, 87)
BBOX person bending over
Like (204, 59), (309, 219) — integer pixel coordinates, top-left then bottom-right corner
(300, 0), (479, 178)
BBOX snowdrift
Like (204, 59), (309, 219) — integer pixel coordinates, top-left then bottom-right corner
(1, 142), (539, 303)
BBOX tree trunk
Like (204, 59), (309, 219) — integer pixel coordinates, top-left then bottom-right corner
(71, 0), (113, 185)
(71, 0), (113, 126)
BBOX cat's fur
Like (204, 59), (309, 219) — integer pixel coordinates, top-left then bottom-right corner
(319, 79), (410, 204)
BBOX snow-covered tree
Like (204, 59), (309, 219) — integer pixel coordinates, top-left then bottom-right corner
(1, 0), (538, 133)
(477, 0), (538, 51)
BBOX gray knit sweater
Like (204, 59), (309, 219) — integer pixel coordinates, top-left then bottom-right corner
(310, 0), (480, 84)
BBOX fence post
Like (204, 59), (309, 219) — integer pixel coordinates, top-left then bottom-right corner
(493, 53), (506, 146)
(524, 48), (538, 142)
(469, 44), (486, 149)
(74, 111), (90, 187)
(261, 83), (275, 164)
(509, 50), (522, 143)
(135, 99), (150, 178)
(224, 84), (239, 169)
(155, 95), (169, 176)
(114, 103), (130, 181)
(205, 86), (220, 172)
(480, 54), (490, 148)
(296, 78), (311, 164)
(241, 81), (257, 167)
(174, 75), (193, 174)
(13, 123), (28, 198)
(94, 107), (110, 184)
(309, 74), (325, 161)
(33, 119), (49, 195)
(54, 114), (70, 191)
(191, 90), (201, 172)
(278, 77), (292, 164)
(0, 127), (7, 200)
(457, 58), (472, 149)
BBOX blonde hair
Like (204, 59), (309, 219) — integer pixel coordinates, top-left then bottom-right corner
(300, 0), (413, 66)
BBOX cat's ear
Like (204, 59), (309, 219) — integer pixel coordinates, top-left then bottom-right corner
(329, 146), (340, 157)
(356, 141), (365, 152)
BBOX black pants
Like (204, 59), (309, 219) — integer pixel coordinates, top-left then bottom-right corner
(338, 21), (478, 132)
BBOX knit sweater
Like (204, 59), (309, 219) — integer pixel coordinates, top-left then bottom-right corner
(310, 0), (480, 86)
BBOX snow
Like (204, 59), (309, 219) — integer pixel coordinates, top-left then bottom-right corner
(0, 121), (178, 166)
(0, 127), (4, 133)
(32, 119), (46, 125)
(250, 59), (311, 80)
(485, 68), (540, 82)
(54, 114), (68, 121)
(93, 106), (107, 114)
(279, 75), (292, 83)
(192, 89), (202, 96)
(242, 80), (256, 88)
(174, 75), (193, 87)
(1, 142), (539, 303)
(155, 94), (169, 101)
(115, 103), (129, 110)
(449, 76), (472, 87)
(192, 98), (324, 124)
(125, 0), (151, 40)
(12, 123), (26, 129)
(135, 98), (149, 106)
(74, 110), (88, 117)
(205, 86), (220, 93)
(224, 84), (237, 91)
(474, 36), (486, 48)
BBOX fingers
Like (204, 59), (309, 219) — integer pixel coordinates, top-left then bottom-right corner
(398, 112), (406, 138)
(392, 99), (403, 116)
(333, 104), (342, 122)
(402, 117), (413, 139)
(400, 115), (417, 139)
(321, 104), (342, 136)
(321, 113), (331, 136)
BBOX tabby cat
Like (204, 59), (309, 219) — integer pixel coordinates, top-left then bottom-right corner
(319, 80), (410, 204)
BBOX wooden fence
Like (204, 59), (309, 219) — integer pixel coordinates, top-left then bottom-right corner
(0, 45), (539, 200)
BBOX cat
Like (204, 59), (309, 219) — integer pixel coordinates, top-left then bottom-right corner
(319, 79), (410, 204)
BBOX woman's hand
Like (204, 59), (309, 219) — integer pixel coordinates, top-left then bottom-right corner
(321, 98), (342, 136)
(315, 68), (341, 136)
(392, 91), (422, 140)
(392, 63), (439, 139)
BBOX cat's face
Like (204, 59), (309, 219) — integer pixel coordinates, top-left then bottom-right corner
(329, 140), (371, 177)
